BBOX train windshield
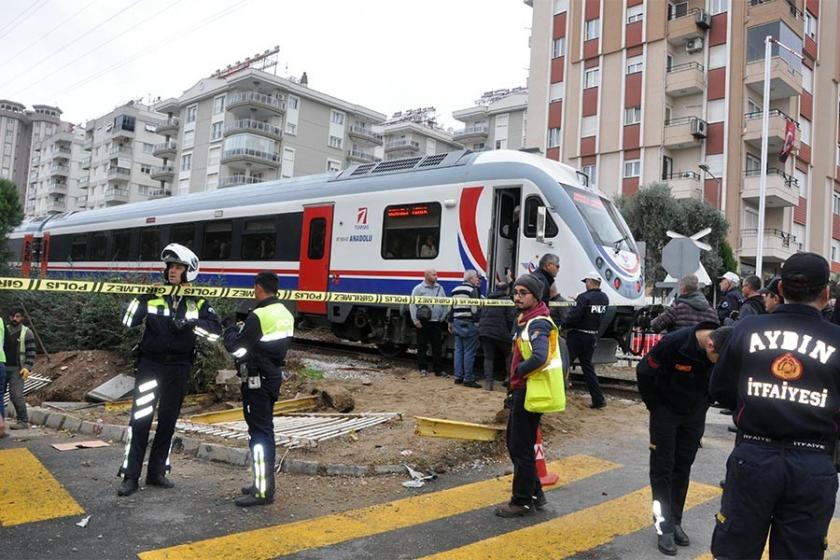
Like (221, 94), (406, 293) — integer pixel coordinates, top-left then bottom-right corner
(562, 185), (637, 253)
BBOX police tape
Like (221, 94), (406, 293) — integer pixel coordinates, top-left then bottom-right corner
(0, 277), (572, 307)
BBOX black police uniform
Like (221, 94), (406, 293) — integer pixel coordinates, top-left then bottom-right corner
(710, 305), (840, 559)
(120, 293), (222, 481)
(717, 288), (744, 323)
(636, 321), (719, 541)
(562, 287), (609, 406)
(223, 296), (292, 502)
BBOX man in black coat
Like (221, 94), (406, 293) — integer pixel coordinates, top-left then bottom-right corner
(717, 272), (744, 323)
(737, 275), (765, 319)
(535, 253), (560, 304)
(478, 282), (516, 390)
(562, 271), (609, 408)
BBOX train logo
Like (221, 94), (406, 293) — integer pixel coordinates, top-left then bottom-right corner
(356, 207), (368, 226)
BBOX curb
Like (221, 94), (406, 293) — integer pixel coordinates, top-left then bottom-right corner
(26, 407), (407, 477)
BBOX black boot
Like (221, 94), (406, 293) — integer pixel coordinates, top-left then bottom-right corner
(241, 484), (256, 495)
(146, 473), (174, 488)
(118, 478), (139, 497)
(657, 532), (677, 556)
(235, 493), (274, 507)
(673, 525), (689, 546)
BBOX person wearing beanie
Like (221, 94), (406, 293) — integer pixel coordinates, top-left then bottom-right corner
(496, 274), (556, 518)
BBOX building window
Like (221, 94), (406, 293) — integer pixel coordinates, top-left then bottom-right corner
(710, 0), (728, 15)
(213, 95), (225, 114)
(584, 18), (600, 40)
(181, 153), (192, 171)
(495, 139), (507, 150)
(211, 122), (223, 140)
(330, 111), (345, 125)
(186, 105), (197, 124)
(553, 0), (568, 14)
(552, 38), (566, 58)
(833, 192), (840, 215)
(142, 142), (154, 153)
(804, 11), (817, 41)
(624, 106), (641, 125)
(584, 67), (600, 88)
(281, 147), (295, 178)
(795, 168), (807, 198)
(832, 239), (840, 263)
(381, 202), (442, 259)
(206, 173), (218, 190)
(746, 98), (761, 115)
(549, 82), (565, 102)
(328, 135), (343, 149)
(581, 115), (597, 137)
(623, 159), (641, 178)
(326, 159), (341, 173)
(183, 129), (194, 149)
(582, 163), (597, 184)
(208, 146), (221, 166)
(626, 4), (644, 23)
(140, 163), (151, 174)
(801, 65), (813, 93)
(287, 97), (299, 110)
(800, 118), (811, 145)
(626, 55), (644, 74)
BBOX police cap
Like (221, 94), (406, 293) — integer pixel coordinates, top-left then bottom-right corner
(781, 252), (829, 291)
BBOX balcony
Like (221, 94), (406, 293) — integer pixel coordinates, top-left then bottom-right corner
(739, 228), (801, 263)
(347, 149), (381, 164)
(223, 119), (283, 142)
(45, 199), (66, 213)
(75, 195), (87, 207)
(664, 171), (703, 199)
(666, 8), (708, 45)
(742, 168), (799, 207)
(666, 62), (705, 97)
(111, 126), (134, 141)
(80, 157), (91, 170)
(83, 137), (93, 151)
(78, 176), (89, 189)
(349, 124), (384, 144)
(49, 164), (69, 177)
(107, 167), (131, 182)
(226, 91), (285, 117)
(220, 148), (280, 168)
(47, 181), (67, 194)
(745, 56), (802, 101)
(384, 138), (420, 153)
(453, 124), (490, 142)
(150, 165), (175, 182)
(149, 189), (171, 200)
(663, 116), (707, 149)
(153, 141), (177, 158)
(155, 118), (180, 135)
(747, 0), (803, 35)
(743, 110), (799, 152)
(52, 146), (72, 158)
(110, 144), (133, 157)
(219, 175), (263, 188)
(103, 186), (130, 205)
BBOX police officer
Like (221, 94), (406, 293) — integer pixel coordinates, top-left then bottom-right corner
(636, 321), (732, 555)
(117, 243), (222, 497)
(710, 252), (840, 559)
(562, 271), (609, 408)
(223, 271), (294, 507)
(716, 271), (744, 323)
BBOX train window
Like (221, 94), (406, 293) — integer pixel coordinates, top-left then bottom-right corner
(241, 219), (276, 260)
(382, 203), (441, 259)
(276, 212), (302, 261)
(523, 196), (559, 238)
(307, 218), (326, 260)
(90, 232), (108, 261)
(139, 228), (160, 260)
(170, 224), (196, 249)
(203, 221), (232, 259)
(112, 230), (131, 260)
(70, 234), (87, 262)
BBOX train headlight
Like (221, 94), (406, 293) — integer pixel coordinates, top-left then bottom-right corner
(604, 269), (613, 281)
(635, 280), (642, 293)
(595, 256), (604, 269)
(613, 277), (622, 290)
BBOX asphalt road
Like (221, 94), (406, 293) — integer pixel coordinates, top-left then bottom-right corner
(3, 407), (840, 560)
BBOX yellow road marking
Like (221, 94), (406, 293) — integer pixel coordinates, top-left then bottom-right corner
(421, 482), (721, 560)
(693, 516), (840, 559)
(139, 455), (619, 560)
(0, 448), (84, 527)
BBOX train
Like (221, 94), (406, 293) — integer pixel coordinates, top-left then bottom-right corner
(7, 149), (643, 358)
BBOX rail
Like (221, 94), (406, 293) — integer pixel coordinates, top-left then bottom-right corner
(744, 109), (799, 127)
(663, 171), (701, 181)
(744, 167), (798, 189)
(667, 61), (704, 73)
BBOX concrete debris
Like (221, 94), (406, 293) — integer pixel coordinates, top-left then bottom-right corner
(76, 515), (91, 528)
(86, 374), (135, 402)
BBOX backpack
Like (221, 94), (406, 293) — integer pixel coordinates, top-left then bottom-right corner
(416, 285), (443, 322)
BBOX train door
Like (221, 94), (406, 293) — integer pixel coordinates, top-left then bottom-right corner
(488, 187), (521, 288)
(298, 204), (334, 315)
(518, 184), (560, 283)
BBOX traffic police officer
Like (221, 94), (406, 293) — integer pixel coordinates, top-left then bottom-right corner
(636, 321), (732, 555)
(716, 271), (744, 323)
(224, 271), (294, 507)
(562, 271), (609, 408)
(118, 243), (222, 497)
(710, 252), (840, 559)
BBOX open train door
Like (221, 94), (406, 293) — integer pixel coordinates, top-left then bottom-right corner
(297, 204), (334, 315)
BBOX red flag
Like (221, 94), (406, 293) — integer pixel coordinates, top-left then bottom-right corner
(779, 119), (796, 162)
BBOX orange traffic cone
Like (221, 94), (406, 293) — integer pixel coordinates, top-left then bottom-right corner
(534, 427), (559, 486)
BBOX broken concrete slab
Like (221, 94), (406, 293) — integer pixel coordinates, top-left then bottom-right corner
(86, 374), (135, 402)
(62, 416), (83, 433)
(45, 412), (67, 430)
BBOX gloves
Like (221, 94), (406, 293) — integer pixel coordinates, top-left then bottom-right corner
(171, 318), (198, 332)
(222, 316), (236, 329)
(19, 368), (30, 379)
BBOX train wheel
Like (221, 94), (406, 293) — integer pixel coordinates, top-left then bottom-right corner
(376, 342), (407, 358)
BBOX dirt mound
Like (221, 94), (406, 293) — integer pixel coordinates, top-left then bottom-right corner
(31, 350), (129, 402)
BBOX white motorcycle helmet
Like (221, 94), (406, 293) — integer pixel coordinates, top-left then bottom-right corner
(161, 243), (200, 283)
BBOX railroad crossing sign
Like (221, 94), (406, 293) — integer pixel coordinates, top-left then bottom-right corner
(661, 238), (700, 280)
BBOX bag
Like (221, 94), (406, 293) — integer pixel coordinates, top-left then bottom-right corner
(525, 368), (566, 413)
(416, 305), (432, 321)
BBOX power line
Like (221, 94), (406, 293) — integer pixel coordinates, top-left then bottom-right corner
(0, 0), (51, 40)
(0, 0), (99, 67)
(10, 0), (184, 96)
(6, 0), (145, 83)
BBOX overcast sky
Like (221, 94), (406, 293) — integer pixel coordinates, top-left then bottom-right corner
(0, 0), (532, 129)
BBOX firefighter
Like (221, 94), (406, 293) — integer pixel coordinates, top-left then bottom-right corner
(224, 271), (294, 507)
(117, 243), (222, 497)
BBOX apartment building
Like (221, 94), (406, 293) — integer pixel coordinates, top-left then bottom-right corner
(80, 101), (167, 209)
(382, 108), (462, 160)
(25, 125), (87, 216)
(525, 0), (840, 276)
(452, 88), (529, 152)
(0, 100), (65, 204)
(152, 68), (386, 195)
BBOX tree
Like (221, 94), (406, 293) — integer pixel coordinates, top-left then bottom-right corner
(616, 182), (730, 286)
(0, 179), (23, 261)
